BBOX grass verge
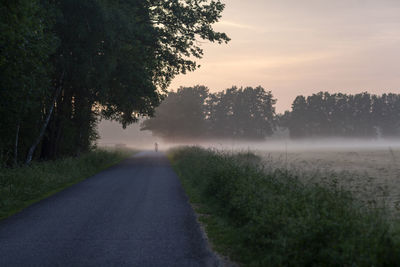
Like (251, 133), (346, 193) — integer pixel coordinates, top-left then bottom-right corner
(0, 149), (134, 220)
(168, 146), (400, 266)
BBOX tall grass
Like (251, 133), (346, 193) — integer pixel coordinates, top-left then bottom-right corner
(169, 146), (400, 266)
(0, 149), (132, 220)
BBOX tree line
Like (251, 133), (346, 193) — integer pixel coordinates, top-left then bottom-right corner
(282, 92), (400, 138)
(0, 0), (229, 166)
(142, 88), (400, 140)
(141, 85), (276, 140)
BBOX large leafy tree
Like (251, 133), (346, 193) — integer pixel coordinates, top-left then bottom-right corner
(148, 0), (229, 88)
(142, 86), (277, 140)
(40, 0), (230, 159)
(0, 0), (230, 165)
(102, 0), (230, 125)
(141, 86), (210, 140)
(208, 86), (276, 139)
(288, 96), (308, 138)
(207, 87), (237, 137)
(39, 0), (158, 159)
(0, 0), (57, 165)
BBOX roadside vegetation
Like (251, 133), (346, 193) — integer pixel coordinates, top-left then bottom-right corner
(0, 149), (132, 220)
(169, 146), (400, 266)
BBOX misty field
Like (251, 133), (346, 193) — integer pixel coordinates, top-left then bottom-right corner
(256, 147), (400, 214)
(205, 139), (400, 213)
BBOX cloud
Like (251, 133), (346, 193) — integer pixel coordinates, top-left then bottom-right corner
(218, 20), (257, 30)
(170, 0), (400, 112)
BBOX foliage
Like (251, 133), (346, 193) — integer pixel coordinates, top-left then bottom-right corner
(283, 92), (400, 138)
(208, 86), (276, 139)
(0, 149), (132, 220)
(0, 0), (57, 165)
(0, 0), (229, 166)
(141, 85), (210, 139)
(141, 86), (276, 140)
(148, 0), (230, 88)
(169, 146), (400, 266)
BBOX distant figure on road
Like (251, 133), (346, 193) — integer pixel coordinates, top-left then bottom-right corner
(155, 142), (158, 152)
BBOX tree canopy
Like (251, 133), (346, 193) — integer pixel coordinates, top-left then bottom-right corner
(141, 86), (277, 141)
(281, 92), (400, 138)
(142, 89), (400, 141)
(0, 0), (230, 166)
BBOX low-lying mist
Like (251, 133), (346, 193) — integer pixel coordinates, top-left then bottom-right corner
(99, 117), (400, 151)
(202, 138), (400, 152)
(99, 119), (400, 213)
(99, 119), (400, 153)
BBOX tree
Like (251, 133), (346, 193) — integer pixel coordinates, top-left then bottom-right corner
(285, 92), (400, 139)
(350, 93), (374, 137)
(142, 86), (277, 141)
(372, 94), (400, 137)
(208, 86), (276, 139)
(141, 86), (210, 140)
(288, 95), (308, 138)
(39, 0), (230, 159)
(0, 0), (230, 165)
(148, 0), (230, 89)
(207, 87), (237, 138)
(0, 0), (57, 165)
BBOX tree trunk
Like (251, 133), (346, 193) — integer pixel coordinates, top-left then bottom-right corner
(26, 72), (64, 164)
(13, 122), (20, 166)
(39, 88), (71, 160)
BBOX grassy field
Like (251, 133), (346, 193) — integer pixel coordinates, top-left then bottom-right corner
(0, 149), (133, 220)
(257, 148), (400, 214)
(169, 146), (400, 266)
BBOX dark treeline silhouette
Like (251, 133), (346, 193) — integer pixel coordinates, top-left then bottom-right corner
(142, 89), (400, 141)
(0, 0), (229, 166)
(282, 92), (400, 138)
(141, 86), (276, 140)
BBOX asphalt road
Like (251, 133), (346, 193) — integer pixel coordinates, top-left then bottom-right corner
(0, 151), (218, 266)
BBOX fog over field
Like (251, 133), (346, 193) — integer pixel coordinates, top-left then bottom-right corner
(99, 119), (400, 151)
(99, 119), (400, 213)
(98, 87), (400, 214)
(253, 143), (400, 213)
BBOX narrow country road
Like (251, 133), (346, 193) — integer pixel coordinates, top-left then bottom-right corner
(0, 151), (218, 266)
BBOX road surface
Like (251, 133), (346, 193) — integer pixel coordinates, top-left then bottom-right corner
(0, 151), (218, 266)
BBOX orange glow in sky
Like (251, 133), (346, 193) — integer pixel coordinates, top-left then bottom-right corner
(170, 0), (400, 112)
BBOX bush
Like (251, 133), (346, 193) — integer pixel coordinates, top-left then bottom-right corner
(169, 147), (400, 266)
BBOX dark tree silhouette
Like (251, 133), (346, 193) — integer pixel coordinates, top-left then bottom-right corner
(284, 92), (400, 139)
(0, 0), (230, 166)
(288, 95), (308, 138)
(141, 86), (210, 141)
(208, 86), (276, 139)
(142, 86), (276, 140)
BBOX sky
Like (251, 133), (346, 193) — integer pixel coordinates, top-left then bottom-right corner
(99, 0), (400, 144)
(170, 0), (400, 113)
